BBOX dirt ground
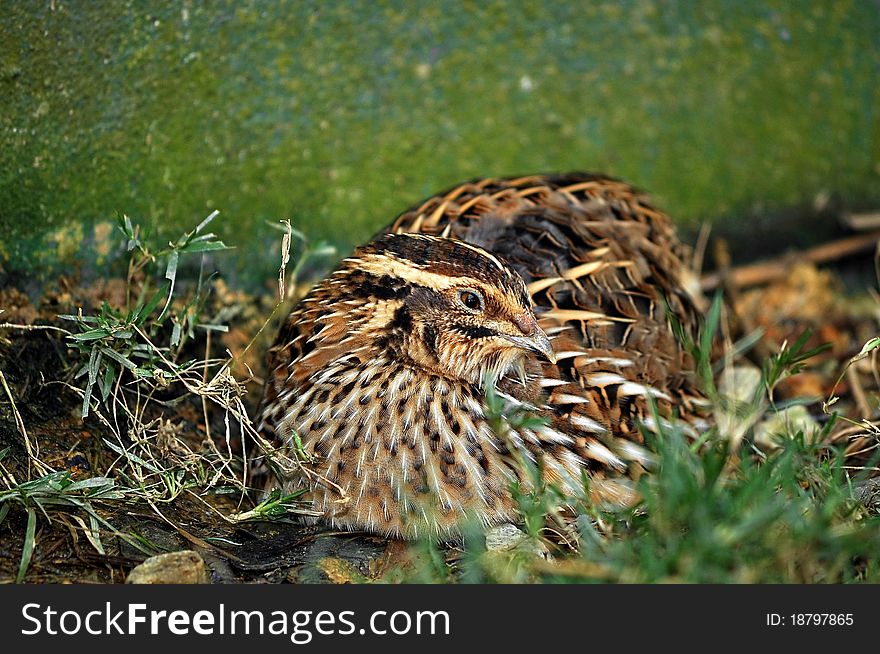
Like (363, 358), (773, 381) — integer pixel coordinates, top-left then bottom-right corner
(0, 275), (414, 584)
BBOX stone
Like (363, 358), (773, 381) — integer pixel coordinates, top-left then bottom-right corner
(126, 550), (210, 584)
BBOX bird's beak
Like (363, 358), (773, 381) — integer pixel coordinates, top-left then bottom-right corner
(504, 325), (557, 364)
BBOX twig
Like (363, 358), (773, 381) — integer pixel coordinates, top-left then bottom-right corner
(846, 365), (873, 420)
(279, 219), (292, 302)
(701, 230), (880, 291)
(842, 212), (880, 232)
(202, 329), (212, 443)
(692, 221), (711, 276)
(0, 323), (72, 335)
(0, 370), (53, 479)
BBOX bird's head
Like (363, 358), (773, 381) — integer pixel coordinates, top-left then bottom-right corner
(329, 233), (555, 386)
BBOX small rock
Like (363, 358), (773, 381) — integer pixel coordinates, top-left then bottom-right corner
(718, 365), (762, 404)
(485, 523), (549, 558)
(126, 550), (209, 584)
(754, 405), (820, 449)
(485, 523), (528, 551)
(854, 477), (880, 512)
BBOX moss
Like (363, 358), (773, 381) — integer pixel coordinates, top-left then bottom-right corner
(1, 0), (878, 285)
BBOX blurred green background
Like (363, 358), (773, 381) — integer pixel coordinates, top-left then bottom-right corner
(1, 0), (878, 287)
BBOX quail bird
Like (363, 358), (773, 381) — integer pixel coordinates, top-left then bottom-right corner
(258, 173), (705, 539)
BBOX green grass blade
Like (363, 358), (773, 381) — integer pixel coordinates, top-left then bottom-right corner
(66, 477), (116, 492)
(16, 507), (37, 583)
(99, 346), (138, 371)
(179, 239), (232, 253)
(195, 209), (220, 234)
(133, 282), (169, 326)
(70, 327), (111, 341)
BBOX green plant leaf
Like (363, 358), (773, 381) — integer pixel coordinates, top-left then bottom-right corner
(158, 249), (180, 321)
(16, 507), (36, 583)
(852, 337), (880, 363)
(99, 363), (117, 401)
(99, 346), (137, 371)
(133, 283), (169, 326)
(71, 327), (111, 341)
(66, 477), (116, 492)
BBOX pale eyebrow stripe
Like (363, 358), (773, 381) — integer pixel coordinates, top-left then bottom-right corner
(354, 253), (483, 291)
(453, 240), (505, 271)
(398, 233), (506, 272)
(401, 232), (504, 270)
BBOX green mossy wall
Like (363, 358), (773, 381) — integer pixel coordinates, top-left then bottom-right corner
(1, 1), (878, 284)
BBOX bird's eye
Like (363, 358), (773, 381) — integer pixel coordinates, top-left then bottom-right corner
(457, 289), (484, 312)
